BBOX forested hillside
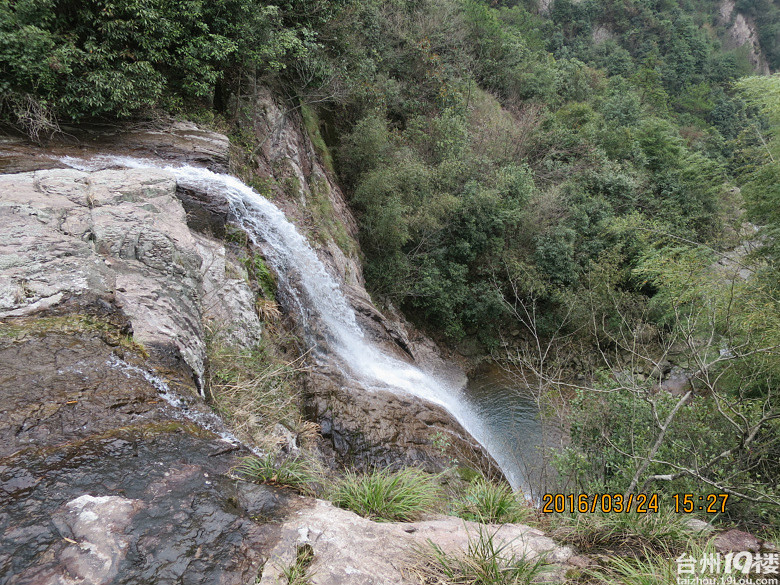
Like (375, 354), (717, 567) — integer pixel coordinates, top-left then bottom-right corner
(2, 0), (778, 533)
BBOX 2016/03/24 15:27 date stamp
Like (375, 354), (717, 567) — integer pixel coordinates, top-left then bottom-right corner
(541, 493), (730, 514)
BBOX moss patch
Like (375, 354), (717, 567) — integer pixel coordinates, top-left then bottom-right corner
(0, 314), (147, 356)
(308, 175), (356, 256)
(301, 103), (334, 175)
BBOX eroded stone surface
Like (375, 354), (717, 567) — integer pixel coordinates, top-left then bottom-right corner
(0, 168), (263, 392)
(259, 499), (574, 585)
(714, 529), (763, 553)
(307, 364), (503, 478)
(0, 423), (282, 585)
(0, 328), (168, 458)
(0, 324), (287, 585)
(0, 168), (208, 384)
(0, 120), (230, 175)
(53, 495), (144, 585)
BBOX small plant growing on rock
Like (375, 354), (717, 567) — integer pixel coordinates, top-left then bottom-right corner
(234, 454), (323, 496)
(281, 543), (315, 585)
(454, 478), (531, 524)
(329, 467), (442, 522)
(411, 524), (549, 585)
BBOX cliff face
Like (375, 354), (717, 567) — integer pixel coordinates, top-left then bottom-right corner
(719, 0), (771, 75)
(0, 92), (510, 581)
(0, 94), (498, 468)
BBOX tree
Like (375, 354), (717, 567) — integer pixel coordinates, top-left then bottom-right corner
(503, 238), (780, 526)
(734, 74), (780, 267)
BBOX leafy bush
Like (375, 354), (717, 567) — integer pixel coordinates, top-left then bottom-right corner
(0, 0), (324, 130)
(329, 467), (442, 522)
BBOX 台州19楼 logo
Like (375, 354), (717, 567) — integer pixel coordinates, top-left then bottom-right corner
(677, 552), (778, 585)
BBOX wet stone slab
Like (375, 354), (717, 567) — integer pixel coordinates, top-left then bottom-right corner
(0, 324), (290, 585)
(0, 328), (169, 458)
(0, 425), (288, 585)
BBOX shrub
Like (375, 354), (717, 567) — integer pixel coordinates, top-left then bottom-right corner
(0, 0), (321, 128)
(329, 467), (442, 522)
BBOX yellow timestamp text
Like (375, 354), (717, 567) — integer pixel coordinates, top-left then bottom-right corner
(671, 493), (729, 514)
(540, 493), (729, 514)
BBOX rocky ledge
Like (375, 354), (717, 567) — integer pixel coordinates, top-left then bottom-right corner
(0, 119), (521, 583)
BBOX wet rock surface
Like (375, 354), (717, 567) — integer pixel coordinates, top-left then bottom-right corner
(0, 326), (168, 458)
(307, 365), (504, 479)
(0, 422), (284, 585)
(0, 322), (288, 585)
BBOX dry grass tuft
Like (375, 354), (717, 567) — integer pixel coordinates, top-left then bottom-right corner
(205, 320), (310, 449)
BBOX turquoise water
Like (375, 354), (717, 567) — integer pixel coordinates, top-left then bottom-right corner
(463, 366), (546, 498)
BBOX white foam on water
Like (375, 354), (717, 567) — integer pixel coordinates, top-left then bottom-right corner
(61, 155), (527, 491)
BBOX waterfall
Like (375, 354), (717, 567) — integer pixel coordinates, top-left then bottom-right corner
(60, 155), (529, 492)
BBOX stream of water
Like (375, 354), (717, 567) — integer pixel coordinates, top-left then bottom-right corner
(61, 156), (543, 495)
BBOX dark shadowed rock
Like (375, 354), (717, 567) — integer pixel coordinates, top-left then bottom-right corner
(0, 323), (284, 585)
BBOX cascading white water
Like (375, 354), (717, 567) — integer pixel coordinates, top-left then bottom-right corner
(60, 155), (530, 492)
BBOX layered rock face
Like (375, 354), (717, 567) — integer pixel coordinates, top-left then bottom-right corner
(0, 106), (513, 582)
(0, 308), (285, 584)
(0, 114), (493, 472)
(0, 94), (552, 585)
(0, 168), (216, 389)
(0, 133), (280, 582)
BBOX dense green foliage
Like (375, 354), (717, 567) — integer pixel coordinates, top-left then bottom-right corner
(327, 0), (753, 343)
(2, 0), (778, 529)
(0, 0), (340, 135)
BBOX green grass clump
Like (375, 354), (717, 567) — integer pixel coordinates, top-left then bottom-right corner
(281, 543), (315, 585)
(551, 509), (693, 556)
(585, 550), (678, 585)
(235, 454), (323, 496)
(586, 541), (716, 585)
(329, 467), (442, 522)
(454, 479), (531, 524)
(412, 525), (549, 585)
